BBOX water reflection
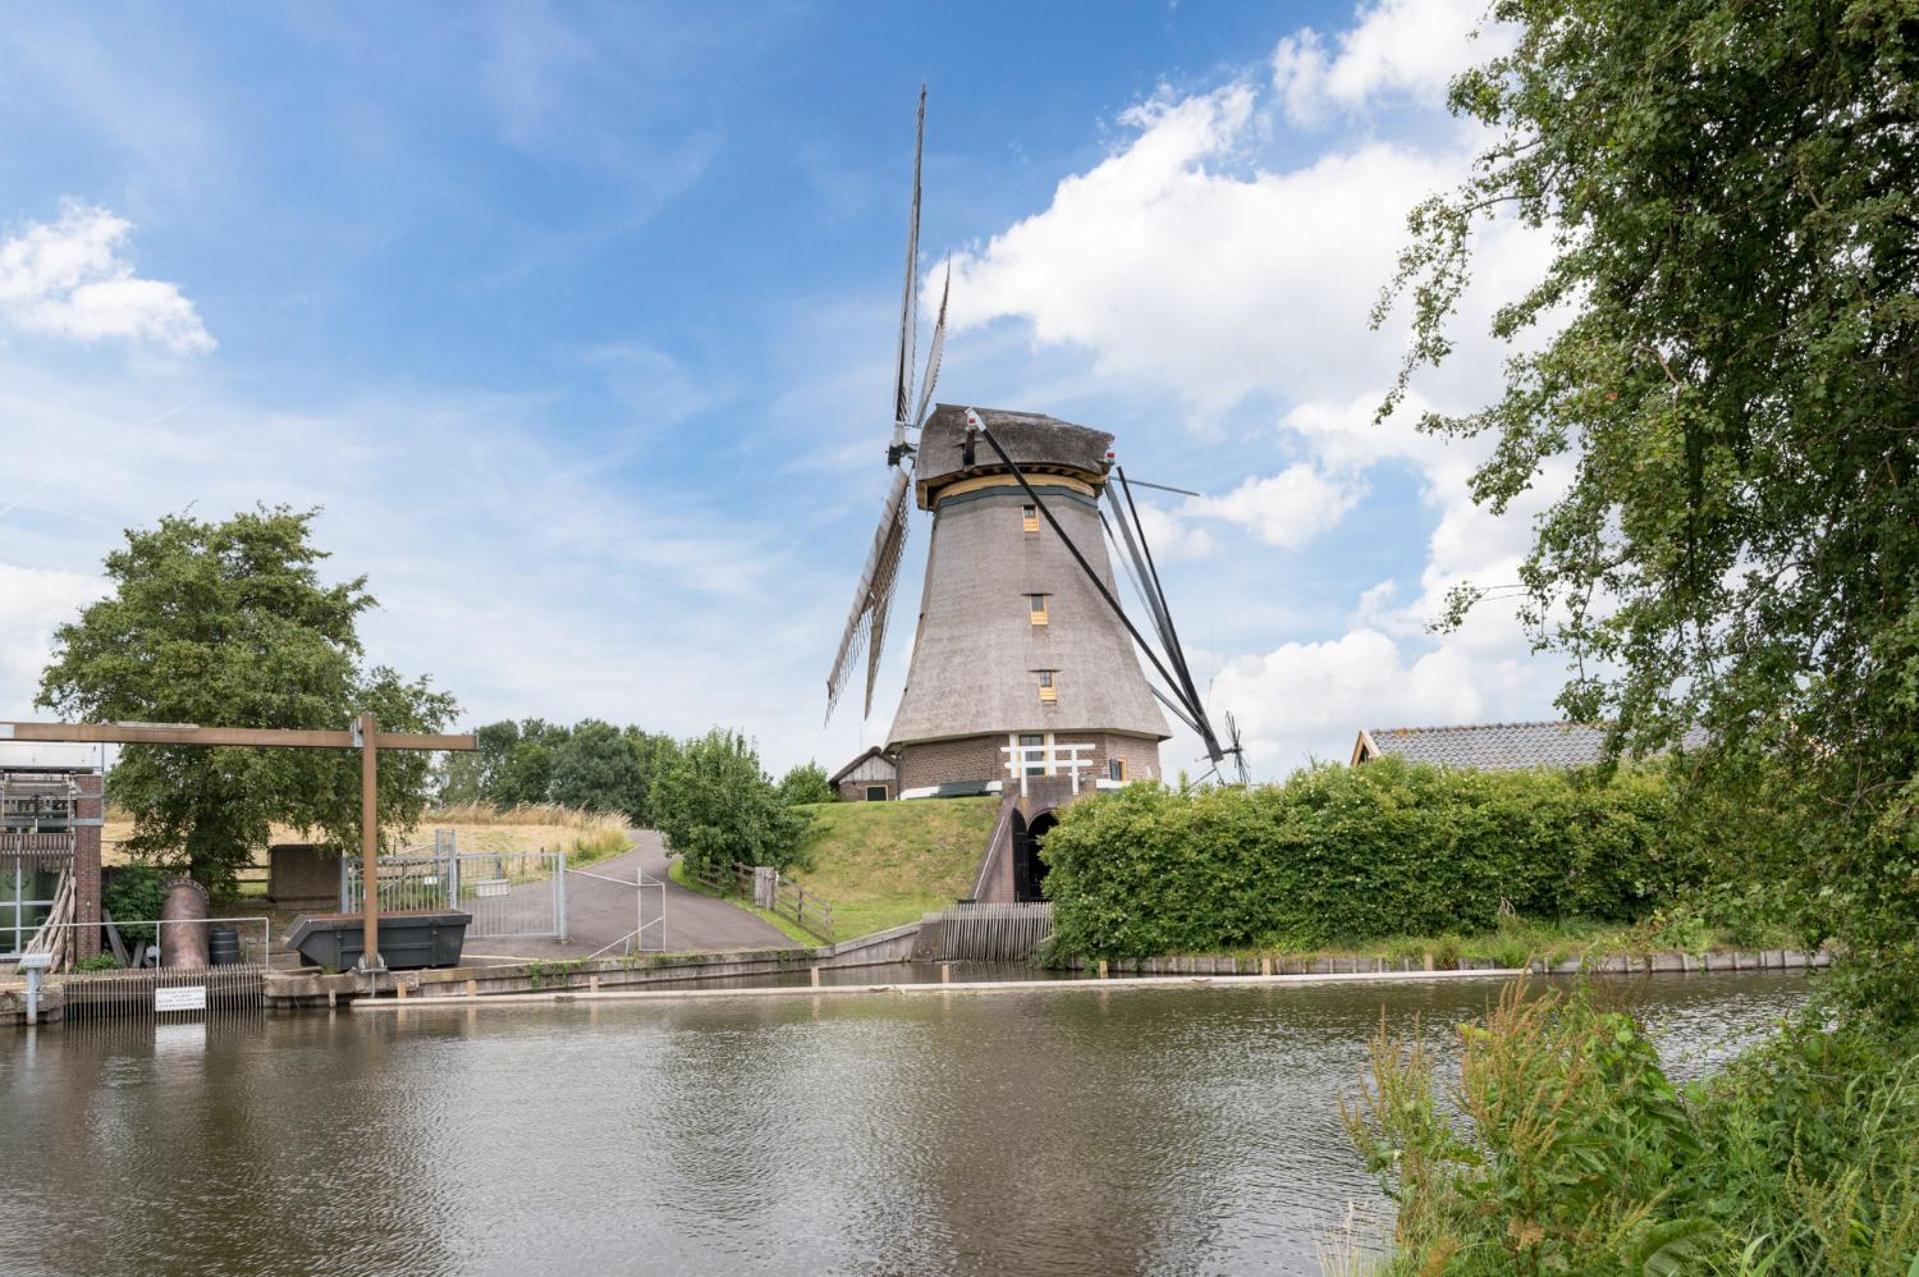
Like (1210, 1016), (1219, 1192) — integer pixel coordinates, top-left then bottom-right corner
(0, 972), (1808, 1276)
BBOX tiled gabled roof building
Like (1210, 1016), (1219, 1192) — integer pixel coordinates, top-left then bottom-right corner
(1350, 721), (1707, 771)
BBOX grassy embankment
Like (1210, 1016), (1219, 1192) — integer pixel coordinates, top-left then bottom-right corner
(667, 797), (999, 943)
(788, 797), (997, 937)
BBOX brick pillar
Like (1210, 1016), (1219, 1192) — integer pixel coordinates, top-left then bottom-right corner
(71, 773), (103, 961)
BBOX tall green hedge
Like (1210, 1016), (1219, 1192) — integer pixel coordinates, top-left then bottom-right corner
(1040, 759), (1703, 958)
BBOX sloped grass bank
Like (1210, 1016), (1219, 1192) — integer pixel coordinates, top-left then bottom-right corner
(786, 797), (998, 938)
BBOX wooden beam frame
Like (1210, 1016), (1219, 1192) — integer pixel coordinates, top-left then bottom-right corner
(1, 719), (476, 974)
(0, 721), (472, 751)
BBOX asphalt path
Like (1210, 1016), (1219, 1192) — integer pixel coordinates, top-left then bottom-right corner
(458, 830), (797, 963)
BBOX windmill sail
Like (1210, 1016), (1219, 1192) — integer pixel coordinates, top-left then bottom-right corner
(892, 86), (927, 445)
(825, 468), (912, 721)
(912, 263), (951, 431)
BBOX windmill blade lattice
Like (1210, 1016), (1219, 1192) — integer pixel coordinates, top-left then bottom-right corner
(825, 468), (912, 722)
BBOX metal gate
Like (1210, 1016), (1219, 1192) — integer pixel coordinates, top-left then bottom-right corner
(342, 849), (567, 940)
(566, 865), (667, 956)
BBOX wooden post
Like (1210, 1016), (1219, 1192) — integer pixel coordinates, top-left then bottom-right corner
(1097, 959), (1109, 980)
(360, 711), (381, 971)
(810, 966), (821, 987)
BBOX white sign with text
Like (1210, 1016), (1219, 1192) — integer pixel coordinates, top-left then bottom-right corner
(154, 985), (208, 1013)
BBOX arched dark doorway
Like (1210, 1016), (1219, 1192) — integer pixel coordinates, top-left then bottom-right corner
(1013, 809), (1058, 902)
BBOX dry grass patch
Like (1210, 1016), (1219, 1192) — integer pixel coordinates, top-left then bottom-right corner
(101, 803), (630, 868)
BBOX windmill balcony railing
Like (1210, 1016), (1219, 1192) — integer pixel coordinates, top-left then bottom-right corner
(1001, 742), (1099, 798)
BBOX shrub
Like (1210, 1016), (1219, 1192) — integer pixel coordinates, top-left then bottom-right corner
(1346, 983), (1919, 1273)
(102, 862), (170, 945)
(74, 953), (121, 972)
(776, 761), (835, 807)
(652, 729), (811, 876)
(1041, 759), (1704, 958)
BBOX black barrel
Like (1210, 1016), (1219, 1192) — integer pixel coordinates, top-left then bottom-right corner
(208, 926), (242, 967)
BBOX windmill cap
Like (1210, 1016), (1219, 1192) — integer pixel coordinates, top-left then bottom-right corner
(917, 404), (1115, 507)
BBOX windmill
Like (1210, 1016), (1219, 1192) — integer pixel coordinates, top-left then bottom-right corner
(824, 85), (952, 724)
(826, 90), (1246, 815)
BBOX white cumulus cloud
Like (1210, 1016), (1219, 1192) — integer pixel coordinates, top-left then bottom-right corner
(1184, 464), (1364, 549)
(1272, 0), (1519, 127)
(946, 85), (1465, 415)
(0, 201), (215, 354)
(0, 564), (109, 719)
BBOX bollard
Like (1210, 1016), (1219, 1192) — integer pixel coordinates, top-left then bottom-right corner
(588, 975), (600, 994)
(1097, 959), (1109, 980)
(940, 964), (951, 984)
(466, 978), (479, 998)
(1261, 957), (1272, 977)
(21, 954), (50, 1025)
(810, 966), (821, 988)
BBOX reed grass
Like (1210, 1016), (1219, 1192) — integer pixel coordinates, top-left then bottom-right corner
(1345, 979), (1919, 1274)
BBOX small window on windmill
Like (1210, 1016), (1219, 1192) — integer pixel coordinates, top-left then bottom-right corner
(1019, 732), (1045, 776)
(865, 784), (888, 802)
(1028, 594), (1049, 626)
(1108, 757), (1128, 782)
(1036, 670), (1057, 704)
(1021, 504), (1039, 534)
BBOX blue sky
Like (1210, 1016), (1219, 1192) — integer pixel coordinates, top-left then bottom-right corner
(0, 0), (1570, 780)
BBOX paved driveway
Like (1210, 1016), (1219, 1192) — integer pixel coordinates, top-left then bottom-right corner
(458, 830), (797, 963)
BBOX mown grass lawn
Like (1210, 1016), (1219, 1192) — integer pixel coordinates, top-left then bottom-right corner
(786, 796), (997, 938)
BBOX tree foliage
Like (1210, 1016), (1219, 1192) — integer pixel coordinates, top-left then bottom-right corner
(37, 507), (456, 890)
(1042, 761), (1703, 958)
(651, 729), (811, 876)
(435, 718), (678, 825)
(776, 760), (835, 807)
(1382, 0), (1919, 1023)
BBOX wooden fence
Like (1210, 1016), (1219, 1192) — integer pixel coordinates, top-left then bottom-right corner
(768, 873), (834, 945)
(685, 860), (835, 944)
(922, 902), (1054, 962)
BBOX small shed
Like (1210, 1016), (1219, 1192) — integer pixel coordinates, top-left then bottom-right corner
(831, 747), (899, 802)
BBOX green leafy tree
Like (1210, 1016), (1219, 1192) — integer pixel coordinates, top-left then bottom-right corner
(652, 729), (811, 875)
(435, 719), (522, 805)
(1382, 0), (1919, 1025)
(493, 740), (555, 806)
(550, 718), (646, 814)
(777, 760), (835, 807)
(38, 507), (457, 890)
(622, 727), (679, 827)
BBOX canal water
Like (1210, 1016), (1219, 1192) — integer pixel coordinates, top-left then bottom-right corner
(1, 970), (1807, 1276)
